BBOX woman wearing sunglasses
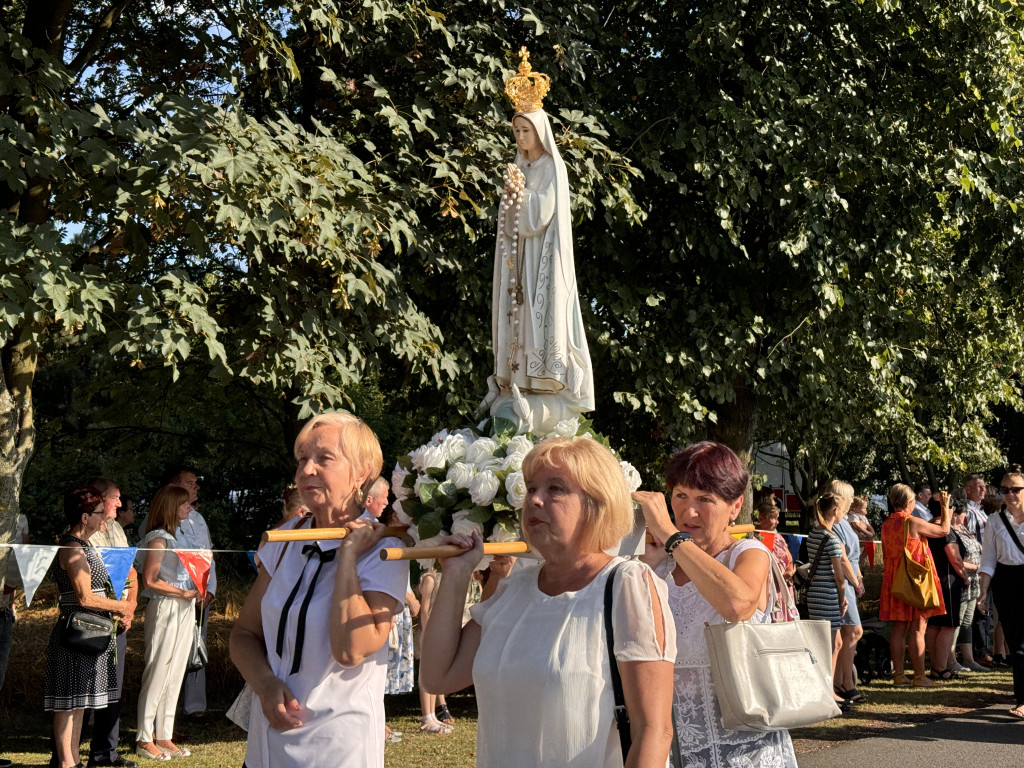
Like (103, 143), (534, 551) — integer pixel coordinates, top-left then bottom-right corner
(978, 464), (1024, 720)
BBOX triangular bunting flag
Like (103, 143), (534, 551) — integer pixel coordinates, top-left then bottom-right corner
(247, 550), (258, 573)
(13, 545), (59, 607)
(760, 531), (776, 551)
(96, 547), (138, 600)
(176, 550), (213, 598)
(786, 533), (803, 564)
(864, 540), (876, 570)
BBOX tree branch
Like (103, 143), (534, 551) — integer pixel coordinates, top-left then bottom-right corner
(68, 0), (136, 80)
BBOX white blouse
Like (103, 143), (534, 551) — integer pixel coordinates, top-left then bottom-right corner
(469, 557), (675, 768)
(980, 510), (1024, 576)
(244, 514), (409, 768)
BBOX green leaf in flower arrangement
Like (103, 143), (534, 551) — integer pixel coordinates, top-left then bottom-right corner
(453, 498), (475, 511)
(467, 506), (493, 524)
(396, 455), (413, 472)
(400, 498), (422, 518)
(496, 517), (519, 534)
(418, 511), (443, 540)
(491, 417), (517, 439)
(432, 480), (458, 508)
(418, 481), (439, 507)
(491, 497), (512, 513)
(425, 466), (447, 481)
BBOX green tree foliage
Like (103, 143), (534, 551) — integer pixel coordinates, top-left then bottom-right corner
(582, 0), (1024, 504)
(0, 1), (640, 544)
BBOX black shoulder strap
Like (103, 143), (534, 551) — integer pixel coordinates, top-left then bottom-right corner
(998, 511), (1024, 556)
(807, 529), (829, 580)
(603, 561), (631, 761)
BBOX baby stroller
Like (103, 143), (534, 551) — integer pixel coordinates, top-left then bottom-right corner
(855, 618), (892, 683)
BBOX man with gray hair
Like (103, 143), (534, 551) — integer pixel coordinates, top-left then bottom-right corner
(963, 474), (988, 539)
(365, 476), (390, 520)
(168, 467), (215, 720)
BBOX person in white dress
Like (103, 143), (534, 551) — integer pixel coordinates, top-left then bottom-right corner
(422, 437), (675, 767)
(229, 412), (409, 768)
(634, 441), (799, 768)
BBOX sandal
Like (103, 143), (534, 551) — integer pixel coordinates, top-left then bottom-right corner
(420, 714), (453, 735)
(136, 744), (171, 762)
(1009, 705), (1024, 720)
(912, 674), (935, 688)
(892, 673), (911, 687)
(436, 703), (454, 724)
(154, 741), (190, 757)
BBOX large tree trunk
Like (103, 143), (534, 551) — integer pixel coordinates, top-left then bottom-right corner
(706, 382), (758, 524)
(0, 340), (37, 590)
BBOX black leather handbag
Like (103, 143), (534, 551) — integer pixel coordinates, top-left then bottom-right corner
(60, 610), (115, 655)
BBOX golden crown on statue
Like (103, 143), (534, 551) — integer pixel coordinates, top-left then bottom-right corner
(505, 47), (550, 113)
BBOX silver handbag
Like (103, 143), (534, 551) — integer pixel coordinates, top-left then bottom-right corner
(703, 548), (842, 732)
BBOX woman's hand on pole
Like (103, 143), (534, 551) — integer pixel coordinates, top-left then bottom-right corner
(632, 490), (676, 543)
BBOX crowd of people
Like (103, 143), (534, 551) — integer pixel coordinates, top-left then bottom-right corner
(8, 469), (216, 768)
(3, 413), (1023, 767)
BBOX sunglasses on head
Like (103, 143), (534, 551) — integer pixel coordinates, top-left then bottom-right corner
(1000, 486), (1024, 495)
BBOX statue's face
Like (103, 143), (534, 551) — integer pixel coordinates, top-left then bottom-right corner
(513, 116), (542, 157)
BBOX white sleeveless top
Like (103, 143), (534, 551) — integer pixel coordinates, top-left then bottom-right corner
(470, 557), (675, 767)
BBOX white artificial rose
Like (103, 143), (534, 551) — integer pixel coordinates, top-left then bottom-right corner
(392, 500), (412, 526)
(505, 434), (535, 457)
(619, 461), (642, 493)
(469, 470), (500, 506)
(505, 470), (527, 509)
(451, 511), (485, 539)
(391, 464), (411, 500)
(487, 523), (519, 543)
(431, 429), (450, 444)
(446, 461), (476, 490)
(421, 445), (447, 471)
(465, 437), (499, 466)
(443, 433), (468, 462)
(413, 475), (424, 500)
(552, 418), (580, 438)
(409, 445), (430, 472)
(452, 428), (477, 441)
(502, 452), (525, 472)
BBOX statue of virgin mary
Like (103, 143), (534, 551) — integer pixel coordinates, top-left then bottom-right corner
(480, 49), (595, 435)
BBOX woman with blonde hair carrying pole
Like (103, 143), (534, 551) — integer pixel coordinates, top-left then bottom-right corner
(423, 437), (675, 767)
(880, 484), (950, 686)
(230, 412), (409, 767)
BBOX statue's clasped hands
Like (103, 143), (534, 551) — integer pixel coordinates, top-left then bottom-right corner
(503, 163), (525, 196)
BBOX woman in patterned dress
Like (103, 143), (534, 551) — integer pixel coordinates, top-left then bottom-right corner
(634, 441), (798, 768)
(44, 487), (133, 768)
(880, 484), (950, 687)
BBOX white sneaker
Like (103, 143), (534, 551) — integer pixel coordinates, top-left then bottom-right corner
(951, 662), (970, 672)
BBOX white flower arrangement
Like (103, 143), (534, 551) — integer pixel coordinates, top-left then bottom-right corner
(392, 416), (642, 550)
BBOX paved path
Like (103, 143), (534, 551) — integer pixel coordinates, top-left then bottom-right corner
(798, 703), (1024, 767)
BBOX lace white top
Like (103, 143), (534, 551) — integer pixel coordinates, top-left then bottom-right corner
(663, 538), (798, 768)
(470, 557), (675, 768)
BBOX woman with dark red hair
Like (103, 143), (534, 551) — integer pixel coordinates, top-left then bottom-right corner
(634, 441), (798, 767)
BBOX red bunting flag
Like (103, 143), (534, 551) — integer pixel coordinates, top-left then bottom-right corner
(760, 531), (776, 551)
(176, 550), (213, 598)
(863, 540), (876, 570)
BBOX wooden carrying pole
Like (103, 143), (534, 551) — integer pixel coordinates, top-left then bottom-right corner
(380, 541), (531, 561)
(261, 525), (409, 546)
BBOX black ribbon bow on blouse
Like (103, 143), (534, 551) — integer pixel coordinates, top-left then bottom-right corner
(275, 542), (337, 675)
